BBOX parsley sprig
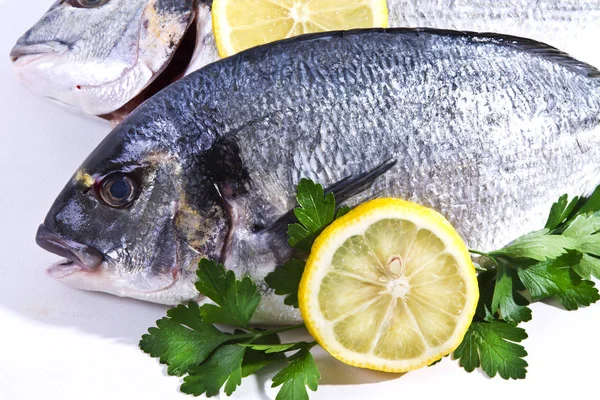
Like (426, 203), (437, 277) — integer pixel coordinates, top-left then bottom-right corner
(140, 260), (317, 399)
(266, 179), (348, 307)
(453, 189), (600, 379)
(140, 179), (344, 399)
(141, 179), (600, 398)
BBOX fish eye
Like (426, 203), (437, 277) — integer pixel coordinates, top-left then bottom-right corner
(99, 173), (138, 208)
(66, 0), (110, 8)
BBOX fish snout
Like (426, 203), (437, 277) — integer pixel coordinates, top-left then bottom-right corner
(10, 39), (69, 63)
(36, 224), (103, 272)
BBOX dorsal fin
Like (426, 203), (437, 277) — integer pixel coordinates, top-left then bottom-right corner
(235, 27), (600, 79)
(451, 29), (600, 78)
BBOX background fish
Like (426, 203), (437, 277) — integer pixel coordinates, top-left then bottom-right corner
(36, 29), (600, 324)
(11, 0), (600, 121)
(10, 0), (196, 118)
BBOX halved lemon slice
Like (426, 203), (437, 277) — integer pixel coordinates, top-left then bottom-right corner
(212, 0), (389, 57)
(298, 198), (479, 372)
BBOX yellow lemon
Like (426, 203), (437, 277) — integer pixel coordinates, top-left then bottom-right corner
(299, 198), (479, 372)
(212, 0), (389, 57)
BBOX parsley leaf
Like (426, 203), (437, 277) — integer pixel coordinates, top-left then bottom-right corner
(272, 348), (320, 400)
(181, 344), (246, 397)
(572, 253), (600, 280)
(453, 321), (528, 380)
(491, 264), (532, 323)
(562, 212), (600, 238)
(196, 259), (261, 328)
(452, 324), (480, 373)
(545, 194), (579, 230)
(336, 205), (351, 219)
(288, 179), (336, 252)
(240, 343), (307, 353)
(574, 235), (600, 256)
(474, 270), (496, 321)
(268, 181), (350, 307)
(490, 230), (578, 261)
(265, 258), (305, 308)
(428, 357), (445, 367)
(242, 348), (284, 378)
(139, 302), (231, 376)
(467, 190), (600, 380)
(576, 186), (600, 215)
(241, 334), (286, 377)
(517, 253), (600, 310)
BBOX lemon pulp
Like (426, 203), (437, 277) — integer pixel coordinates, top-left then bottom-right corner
(212, 0), (389, 57)
(299, 199), (479, 372)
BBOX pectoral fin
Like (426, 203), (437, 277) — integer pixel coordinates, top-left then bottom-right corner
(267, 158), (397, 235)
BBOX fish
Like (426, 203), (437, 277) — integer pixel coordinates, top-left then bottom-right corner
(11, 0), (600, 121)
(10, 0), (198, 118)
(35, 28), (600, 324)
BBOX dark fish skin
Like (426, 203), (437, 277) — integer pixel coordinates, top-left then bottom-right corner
(38, 29), (600, 323)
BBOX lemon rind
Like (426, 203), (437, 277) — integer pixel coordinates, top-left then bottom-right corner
(299, 198), (479, 373)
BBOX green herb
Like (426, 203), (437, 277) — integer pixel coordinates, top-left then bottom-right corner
(265, 258), (305, 308)
(490, 263), (531, 323)
(490, 230), (578, 261)
(181, 344), (246, 396)
(457, 190), (600, 379)
(453, 321), (528, 380)
(266, 179), (348, 308)
(287, 178), (339, 252)
(240, 343), (303, 353)
(240, 333), (286, 377)
(142, 179), (600, 398)
(140, 180), (348, 398)
(271, 347), (320, 400)
(139, 302), (231, 376)
(140, 258), (314, 398)
(544, 193), (580, 230)
(195, 259), (261, 328)
(517, 253), (599, 310)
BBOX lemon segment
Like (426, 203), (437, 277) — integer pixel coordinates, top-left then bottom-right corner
(212, 0), (389, 58)
(298, 198), (479, 372)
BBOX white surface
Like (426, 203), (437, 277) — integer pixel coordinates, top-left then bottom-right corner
(1, 1), (599, 399)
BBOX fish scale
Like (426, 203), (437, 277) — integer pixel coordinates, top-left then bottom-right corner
(176, 30), (600, 252)
(37, 29), (600, 323)
(12, 0), (600, 119)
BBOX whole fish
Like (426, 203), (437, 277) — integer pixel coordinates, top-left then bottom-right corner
(11, 0), (600, 121)
(36, 29), (600, 324)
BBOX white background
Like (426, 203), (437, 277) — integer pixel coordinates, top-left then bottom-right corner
(1, 1), (599, 399)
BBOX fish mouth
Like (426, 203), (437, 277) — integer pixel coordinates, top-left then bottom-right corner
(10, 41), (69, 63)
(11, 13), (197, 120)
(35, 224), (104, 279)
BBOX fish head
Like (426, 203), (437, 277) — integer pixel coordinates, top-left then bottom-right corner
(36, 118), (229, 303)
(10, 0), (196, 117)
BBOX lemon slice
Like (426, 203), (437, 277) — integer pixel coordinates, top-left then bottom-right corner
(298, 198), (479, 372)
(212, 0), (389, 57)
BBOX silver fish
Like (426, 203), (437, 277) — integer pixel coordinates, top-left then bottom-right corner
(11, 0), (600, 120)
(10, 0), (196, 117)
(36, 29), (600, 324)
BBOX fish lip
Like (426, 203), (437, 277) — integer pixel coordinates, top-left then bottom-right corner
(36, 224), (104, 276)
(46, 259), (85, 279)
(10, 41), (69, 63)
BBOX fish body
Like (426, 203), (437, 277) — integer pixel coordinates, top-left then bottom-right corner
(388, 0), (600, 68)
(11, 0), (600, 119)
(36, 29), (600, 323)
